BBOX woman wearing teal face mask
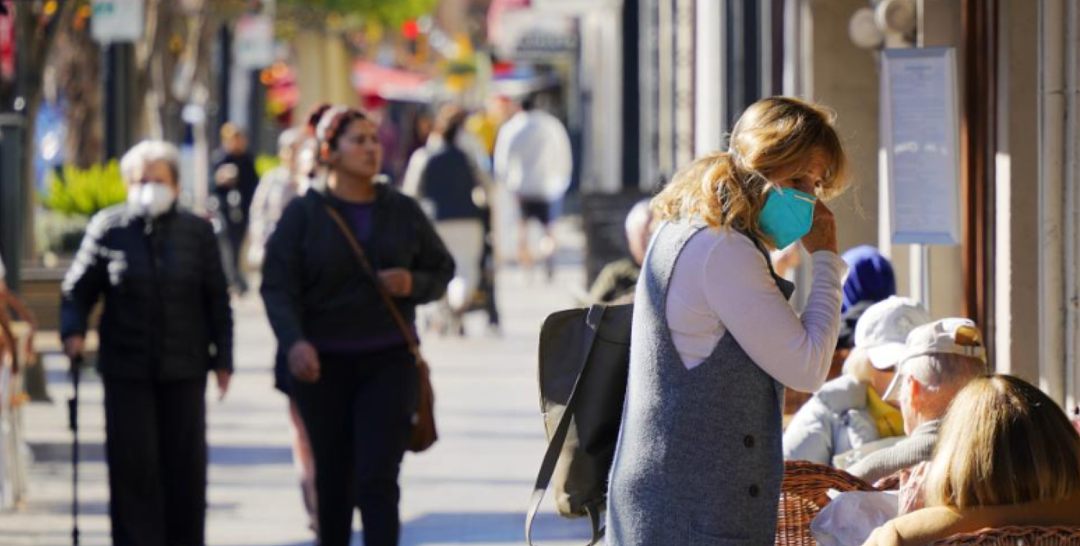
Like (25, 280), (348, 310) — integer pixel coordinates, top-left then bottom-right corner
(607, 97), (850, 545)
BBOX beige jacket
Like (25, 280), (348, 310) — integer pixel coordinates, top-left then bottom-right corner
(861, 494), (1080, 546)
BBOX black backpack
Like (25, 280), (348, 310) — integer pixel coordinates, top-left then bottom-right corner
(526, 303), (633, 545)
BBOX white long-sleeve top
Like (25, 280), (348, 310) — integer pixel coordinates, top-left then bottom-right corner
(492, 110), (572, 201)
(665, 228), (848, 393)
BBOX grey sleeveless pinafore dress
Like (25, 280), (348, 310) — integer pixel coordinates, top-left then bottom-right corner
(606, 221), (795, 545)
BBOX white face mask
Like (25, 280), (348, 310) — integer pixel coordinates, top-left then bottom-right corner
(127, 181), (176, 218)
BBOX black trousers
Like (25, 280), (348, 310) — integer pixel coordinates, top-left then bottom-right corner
(292, 347), (418, 546)
(103, 376), (208, 546)
(224, 221), (248, 291)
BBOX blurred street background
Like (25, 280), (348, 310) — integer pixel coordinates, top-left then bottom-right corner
(0, 0), (1079, 544)
(3, 224), (595, 546)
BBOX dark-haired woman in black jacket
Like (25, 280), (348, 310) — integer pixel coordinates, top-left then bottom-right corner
(261, 107), (454, 546)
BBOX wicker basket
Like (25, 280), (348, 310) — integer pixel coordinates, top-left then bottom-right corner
(776, 460), (878, 545)
(929, 526), (1080, 545)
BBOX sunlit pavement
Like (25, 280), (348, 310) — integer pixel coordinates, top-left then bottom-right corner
(0, 221), (595, 546)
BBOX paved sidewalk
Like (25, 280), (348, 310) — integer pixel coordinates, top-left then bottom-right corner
(0, 257), (596, 545)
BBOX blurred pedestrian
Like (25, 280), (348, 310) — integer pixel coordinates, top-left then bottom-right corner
(0, 249), (8, 363)
(363, 97), (404, 181)
(210, 123), (259, 294)
(493, 95), (572, 279)
(0, 248), (37, 373)
(301, 103), (334, 192)
(255, 105), (337, 540)
(402, 105), (490, 198)
(466, 95), (511, 157)
(606, 97), (850, 545)
(61, 140), (233, 546)
(247, 128), (305, 270)
(409, 105), (489, 335)
(405, 107), (434, 164)
(261, 106), (454, 546)
(244, 124), (322, 535)
(587, 199), (655, 304)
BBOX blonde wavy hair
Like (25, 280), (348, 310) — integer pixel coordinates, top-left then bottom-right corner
(924, 374), (1080, 510)
(651, 96), (849, 247)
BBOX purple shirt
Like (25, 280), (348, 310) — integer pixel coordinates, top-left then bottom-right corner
(312, 201), (416, 355)
(344, 201), (375, 243)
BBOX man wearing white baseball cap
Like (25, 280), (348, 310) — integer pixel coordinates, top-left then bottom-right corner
(784, 296), (931, 464)
(847, 318), (988, 482)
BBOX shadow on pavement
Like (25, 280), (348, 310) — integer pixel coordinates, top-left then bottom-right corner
(30, 440), (106, 463)
(209, 444), (293, 466)
(38, 499), (238, 516)
(0, 528), (112, 543)
(401, 511), (593, 544)
(232, 513), (591, 546)
(46, 367), (102, 386)
(43, 499), (110, 516)
(29, 441), (294, 466)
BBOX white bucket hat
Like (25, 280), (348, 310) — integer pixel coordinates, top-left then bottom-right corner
(853, 296), (932, 371)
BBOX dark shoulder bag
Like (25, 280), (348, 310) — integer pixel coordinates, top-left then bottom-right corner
(323, 204), (437, 453)
(526, 303), (633, 545)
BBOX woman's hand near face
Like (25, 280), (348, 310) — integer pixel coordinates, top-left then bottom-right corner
(801, 200), (837, 254)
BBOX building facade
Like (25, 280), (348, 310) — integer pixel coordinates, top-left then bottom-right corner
(638, 0), (1080, 409)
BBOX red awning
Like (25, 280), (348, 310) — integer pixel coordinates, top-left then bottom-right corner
(351, 61), (431, 101)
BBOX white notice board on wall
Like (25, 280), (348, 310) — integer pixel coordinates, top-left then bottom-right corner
(91, 0), (145, 43)
(234, 15), (275, 69)
(882, 47), (961, 245)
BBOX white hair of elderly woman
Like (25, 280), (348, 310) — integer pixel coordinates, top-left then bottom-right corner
(120, 140), (181, 184)
(624, 199), (653, 239)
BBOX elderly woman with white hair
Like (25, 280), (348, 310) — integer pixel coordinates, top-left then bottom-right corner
(61, 140), (233, 546)
(586, 199), (656, 304)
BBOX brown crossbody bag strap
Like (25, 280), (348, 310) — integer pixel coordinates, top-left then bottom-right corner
(323, 204), (420, 355)
(323, 202), (437, 452)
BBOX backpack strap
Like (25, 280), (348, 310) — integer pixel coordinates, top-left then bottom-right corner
(526, 304), (608, 546)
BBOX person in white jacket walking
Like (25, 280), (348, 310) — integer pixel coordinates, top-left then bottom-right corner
(493, 96), (572, 279)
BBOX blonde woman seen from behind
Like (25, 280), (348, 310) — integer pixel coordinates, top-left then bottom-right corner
(606, 96), (850, 545)
(863, 375), (1080, 546)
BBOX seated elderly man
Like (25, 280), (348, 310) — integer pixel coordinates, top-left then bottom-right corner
(847, 318), (987, 483)
(784, 296), (930, 465)
(587, 199), (656, 304)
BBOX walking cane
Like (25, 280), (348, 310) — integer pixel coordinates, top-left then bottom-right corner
(68, 354), (83, 546)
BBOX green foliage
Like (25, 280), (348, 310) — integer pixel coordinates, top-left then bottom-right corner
(36, 211), (89, 255)
(255, 154), (282, 179)
(41, 161), (128, 218)
(278, 0), (438, 27)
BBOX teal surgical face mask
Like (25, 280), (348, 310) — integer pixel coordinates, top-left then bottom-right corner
(759, 186), (817, 249)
